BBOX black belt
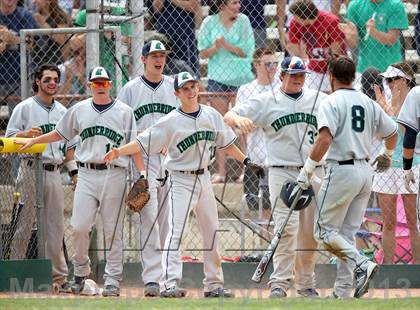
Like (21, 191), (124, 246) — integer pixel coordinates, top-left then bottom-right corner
(338, 159), (368, 165)
(78, 162), (121, 170)
(272, 165), (302, 170)
(178, 168), (206, 175)
(27, 160), (60, 171)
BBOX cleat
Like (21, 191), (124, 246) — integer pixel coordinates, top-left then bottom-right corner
(70, 276), (86, 294)
(269, 287), (287, 298)
(326, 291), (341, 299)
(144, 282), (160, 297)
(160, 286), (187, 298)
(354, 261), (378, 298)
(204, 287), (234, 298)
(102, 284), (120, 297)
(297, 288), (319, 298)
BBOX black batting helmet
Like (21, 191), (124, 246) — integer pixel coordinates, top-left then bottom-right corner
(280, 179), (314, 211)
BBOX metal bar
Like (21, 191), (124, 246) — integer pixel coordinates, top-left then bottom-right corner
(35, 154), (45, 259)
(130, 0), (144, 76)
(19, 32), (28, 100)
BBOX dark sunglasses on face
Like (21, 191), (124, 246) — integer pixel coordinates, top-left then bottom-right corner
(385, 76), (402, 84)
(42, 77), (59, 84)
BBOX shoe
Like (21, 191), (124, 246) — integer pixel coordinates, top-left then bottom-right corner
(326, 291), (341, 299)
(211, 174), (226, 184)
(144, 282), (160, 297)
(354, 261), (379, 298)
(160, 286), (187, 298)
(102, 285), (120, 297)
(204, 287), (234, 298)
(297, 288), (319, 298)
(59, 281), (72, 293)
(70, 276), (86, 294)
(269, 287), (287, 298)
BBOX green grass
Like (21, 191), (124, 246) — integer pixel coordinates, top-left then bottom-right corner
(0, 298), (420, 310)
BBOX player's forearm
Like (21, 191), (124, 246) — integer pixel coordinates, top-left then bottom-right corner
(224, 144), (246, 163)
(309, 129), (332, 163)
(64, 147), (75, 162)
(132, 152), (145, 172)
(403, 147), (415, 160)
(370, 29), (399, 46)
(384, 131), (398, 154)
(116, 140), (142, 157)
(224, 110), (239, 128)
(32, 130), (63, 144)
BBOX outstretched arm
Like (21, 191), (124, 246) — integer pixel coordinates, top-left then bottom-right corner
(15, 130), (63, 150)
(224, 110), (256, 134)
(103, 140), (143, 164)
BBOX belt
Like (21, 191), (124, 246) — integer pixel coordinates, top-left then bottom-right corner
(27, 160), (60, 171)
(338, 159), (369, 165)
(176, 166), (210, 175)
(78, 162), (121, 170)
(271, 165), (302, 170)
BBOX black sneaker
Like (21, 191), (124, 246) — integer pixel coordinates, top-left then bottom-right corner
(160, 286), (187, 298)
(102, 285), (120, 297)
(71, 276), (86, 294)
(204, 288), (234, 298)
(269, 287), (287, 298)
(144, 282), (160, 297)
(354, 261), (378, 298)
(297, 288), (319, 298)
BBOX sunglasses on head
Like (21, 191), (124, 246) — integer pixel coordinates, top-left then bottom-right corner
(90, 80), (111, 88)
(42, 77), (59, 84)
(385, 76), (402, 83)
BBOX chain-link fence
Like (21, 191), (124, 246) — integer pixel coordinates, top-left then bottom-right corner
(1, 0), (419, 274)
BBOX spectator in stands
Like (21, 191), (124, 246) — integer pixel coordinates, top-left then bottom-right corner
(70, 7), (131, 91)
(411, 0), (420, 56)
(32, 0), (71, 66)
(0, 0), (37, 113)
(58, 45), (86, 96)
(276, 0), (344, 52)
(198, 0), (255, 183)
(241, 0), (267, 48)
(236, 46), (279, 221)
(340, 0), (408, 74)
(148, 0), (202, 77)
(24, 0), (74, 15)
(360, 67), (383, 101)
(287, 0), (346, 92)
(372, 62), (420, 264)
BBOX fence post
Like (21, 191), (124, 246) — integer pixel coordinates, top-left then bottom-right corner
(35, 154), (45, 259)
(86, 0), (100, 73)
(19, 31), (28, 100)
(130, 0), (144, 76)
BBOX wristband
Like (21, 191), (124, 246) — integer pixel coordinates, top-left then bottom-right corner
(403, 157), (413, 170)
(303, 157), (318, 174)
(65, 160), (77, 172)
(243, 157), (250, 166)
(384, 147), (394, 157)
(69, 169), (78, 177)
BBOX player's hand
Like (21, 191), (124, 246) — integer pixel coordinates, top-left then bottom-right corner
(160, 147), (168, 156)
(297, 167), (311, 190)
(14, 138), (35, 151)
(404, 169), (415, 193)
(71, 175), (78, 191)
(26, 126), (42, 138)
(235, 116), (256, 134)
(103, 148), (120, 165)
(372, 153), (392, 172)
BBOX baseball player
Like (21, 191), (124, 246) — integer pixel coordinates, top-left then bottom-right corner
(297, 56), (398, 298)
(6, 64), (76, 292)
(104, 72), (264, 298)
(397, 85), (420, 232)
(225, 56), (327, 298)
(17, 66), (143, 297)
(116, 40), (179, 297)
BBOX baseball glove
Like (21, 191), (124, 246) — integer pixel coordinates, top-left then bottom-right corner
(126, 178), (150, 212)
(372, 153), (391, 173)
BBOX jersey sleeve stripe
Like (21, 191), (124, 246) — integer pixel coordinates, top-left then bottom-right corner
(5, 130), (19, 137)
(136, 138), (148, 156)
(55, 128), (70, 141)
(382, 127), (398, 140)
(218, 137), (237, 150)
(397, 119), (419, 133)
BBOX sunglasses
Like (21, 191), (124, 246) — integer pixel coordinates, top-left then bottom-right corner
(385, 76), (402, 84)
(42, 77), (59, 84)
(90, 81), (111, 88)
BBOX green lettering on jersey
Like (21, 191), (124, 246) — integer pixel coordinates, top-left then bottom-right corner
(133, 103), (175, 121)
(39, 123), (56, 134)
(176, 130), (216, 153)
(270, 113), (317, 132)
(80, 125), (124, 146)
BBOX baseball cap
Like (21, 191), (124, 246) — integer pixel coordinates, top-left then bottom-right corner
(142, 40), (170, 56)
(280, 56), (310, 74)
(88, 66), (112, 81)
(380, 65), (412, 81)
(174, 72), (197, 90)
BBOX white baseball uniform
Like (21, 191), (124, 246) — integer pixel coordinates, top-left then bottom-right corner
(117, 75), (179, 285)
(315, 88), (396, 297)
(397, 85), (420, 232)
(55, 98), (137, 288)
(232, 88), (327, 292)
(136, 104), (236, 292)
(6, 96), (70, 284)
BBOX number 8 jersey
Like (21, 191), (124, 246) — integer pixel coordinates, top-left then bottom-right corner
(318, 88), (397, 161)
(55, 98), (137, 167)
